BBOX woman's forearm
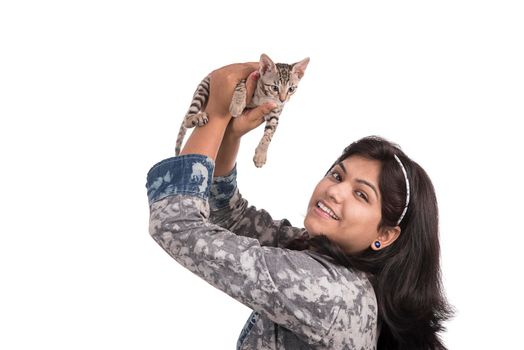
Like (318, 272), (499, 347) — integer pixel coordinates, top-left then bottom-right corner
(178, 62), (259, 165)
(179, 115), (231, 161)
(215, 126), (241, 176)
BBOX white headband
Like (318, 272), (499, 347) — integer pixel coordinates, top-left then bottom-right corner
(394, 154), (410, 225)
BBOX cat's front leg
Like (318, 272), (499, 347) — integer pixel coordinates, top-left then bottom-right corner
(253, 147), (268, 168)
(253, 112), (280, 167)
(229, 79), (247, 117)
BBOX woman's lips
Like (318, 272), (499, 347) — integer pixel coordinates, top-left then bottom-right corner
(314, 206), (333, 220)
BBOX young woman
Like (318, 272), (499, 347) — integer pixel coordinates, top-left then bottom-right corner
(146, 62), (453, 349)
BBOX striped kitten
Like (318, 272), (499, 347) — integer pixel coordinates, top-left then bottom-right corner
(175, 54), (309, 167)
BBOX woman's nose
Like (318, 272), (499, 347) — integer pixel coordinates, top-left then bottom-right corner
(326, 183), (344, 204)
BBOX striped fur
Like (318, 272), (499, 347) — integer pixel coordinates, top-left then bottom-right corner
(175, 54), (309, 167)
(175, 75), (211, 155)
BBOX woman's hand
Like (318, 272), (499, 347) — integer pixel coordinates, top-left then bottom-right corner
(224, 71), (278, 138)
(214, 70), (277, 176)
(179, 62), (260, 160)
(205, 62), (259, 118)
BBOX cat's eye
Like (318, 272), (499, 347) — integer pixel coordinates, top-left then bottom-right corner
(271, 85), (279, 92)
(288, 86), (296, 93)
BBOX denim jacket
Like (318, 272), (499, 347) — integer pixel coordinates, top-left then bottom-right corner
(146, 154), (378, 349)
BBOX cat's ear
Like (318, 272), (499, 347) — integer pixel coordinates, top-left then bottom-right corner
(259, 54), (276, 75)
(292, 57), (310, 79)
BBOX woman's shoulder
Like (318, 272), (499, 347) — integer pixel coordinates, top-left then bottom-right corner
(300, 249), (377, 324)
(301, 250), (378, 347)
(304, 250), (376, 295)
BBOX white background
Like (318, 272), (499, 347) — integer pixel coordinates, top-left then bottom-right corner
(1, 1), (523, 349)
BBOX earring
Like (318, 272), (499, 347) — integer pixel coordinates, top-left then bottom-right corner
(374, 241), (381, 249)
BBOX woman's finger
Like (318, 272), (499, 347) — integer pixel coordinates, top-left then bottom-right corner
(241, 62), (260, 73)
(244, 102), (276, 125)
(212, 62), (258, 78)
(245, 70), (260, 106)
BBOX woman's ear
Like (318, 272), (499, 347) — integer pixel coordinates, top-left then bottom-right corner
(371, 226), (401, 250)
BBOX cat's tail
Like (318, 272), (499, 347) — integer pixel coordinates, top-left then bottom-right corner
(175, 75), (211, 155)
(175, 121), (187, 156)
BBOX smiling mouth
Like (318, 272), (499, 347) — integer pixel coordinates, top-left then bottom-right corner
(316, 201), (340, 220)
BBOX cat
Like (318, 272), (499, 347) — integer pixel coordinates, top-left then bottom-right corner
(175, 53), (309, 167)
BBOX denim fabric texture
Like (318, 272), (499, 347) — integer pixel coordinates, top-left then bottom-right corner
(146, 154), (214, 205)
(236, 311), (260, 350)
(209, 164), (237, 210)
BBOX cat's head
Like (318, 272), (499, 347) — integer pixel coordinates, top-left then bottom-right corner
(258, 54), (310, 104)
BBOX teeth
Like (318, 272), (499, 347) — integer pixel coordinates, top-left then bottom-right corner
(317, 201), (339, 220)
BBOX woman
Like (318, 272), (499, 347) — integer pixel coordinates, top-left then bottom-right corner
(146, 62), (453, 349)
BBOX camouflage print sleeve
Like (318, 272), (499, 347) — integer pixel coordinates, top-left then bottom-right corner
(209, 165), (308, 247)
(146, 155), (377, 347)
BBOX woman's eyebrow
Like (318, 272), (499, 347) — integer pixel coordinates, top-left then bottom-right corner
(356, 179), (378, 198)
(339, 162), (379, 198)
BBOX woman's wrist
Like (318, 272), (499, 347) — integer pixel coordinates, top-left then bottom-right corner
(179, 61), (259, 167)
(179, 113), (231, 161)
(215, 128), (241, 176)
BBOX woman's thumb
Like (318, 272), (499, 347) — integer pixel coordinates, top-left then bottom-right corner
(247, 102), (277, 123)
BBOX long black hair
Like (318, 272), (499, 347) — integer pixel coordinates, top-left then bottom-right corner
(287, 136), (454, 349)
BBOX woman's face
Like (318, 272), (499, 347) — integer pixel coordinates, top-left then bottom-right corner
(304, 155), (384, 254)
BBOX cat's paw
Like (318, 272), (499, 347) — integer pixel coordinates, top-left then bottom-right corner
(253, 151), (267, 168)
(229, 101), (246, 118)
(184, 112), (208, 128)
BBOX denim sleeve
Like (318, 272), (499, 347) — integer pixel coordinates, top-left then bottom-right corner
(209, 165), (308, 248)
(146, 154), (215, 205)
(146, 155), (377, 347)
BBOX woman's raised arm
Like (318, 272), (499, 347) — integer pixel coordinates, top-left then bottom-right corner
(179, 62), (259, 161)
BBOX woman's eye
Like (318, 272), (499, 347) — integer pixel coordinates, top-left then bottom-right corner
(329, 171), (342, 181)
(356, 191), (368, 202)
(272, 85), (279, 92)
